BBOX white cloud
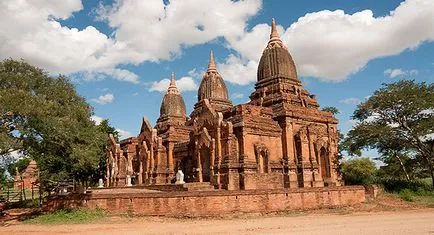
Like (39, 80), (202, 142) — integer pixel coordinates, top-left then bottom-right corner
(97, 0), (261, 63)
(92, 93), (114, 104)
(1, 0), (433, 86)
(384, 68), (418, 78)
(231, 93), (244, 99)
(90, 115), (104, 125)
(187, 68), (206, 81)
(132, 92), (139, 96)
(0, 0), (260, 84)
(340, 97), (361, 105)
(149, 76), (198, 93)
(220, 0), (434, 84)
(282, 0), (434, 81)
(218, 54), (258, 85)
(116, 129), (133, 139)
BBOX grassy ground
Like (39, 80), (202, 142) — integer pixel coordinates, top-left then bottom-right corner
(23, 209), (108, 225)
(396, 189), (434, 207)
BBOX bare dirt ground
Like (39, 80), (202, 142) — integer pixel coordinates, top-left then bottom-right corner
(1, 195), (434, 235)
(1, 209), (434, 235)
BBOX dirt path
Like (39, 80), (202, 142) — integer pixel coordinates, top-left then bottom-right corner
(1, 209), (434, 235)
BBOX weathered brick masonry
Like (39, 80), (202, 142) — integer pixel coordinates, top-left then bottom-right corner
(107, 19), (342, 191)
(45, 186), (365, 216)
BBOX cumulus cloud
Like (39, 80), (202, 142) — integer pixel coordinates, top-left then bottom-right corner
(0, 0), (260, 84)
(218, 54), (259, 85)
(149, 76), (198, 93)
(90, 115), (104, 125)
(384, 68), (418, 78)
(117, 129), (133, 139)
(340, 97), (362, 105)
(0, 0), (129, 81)
(96, 0), (261, 63)
(92, 93), (114, 104)
(1, 0), (433, 86)
(220, 0), (434, 84)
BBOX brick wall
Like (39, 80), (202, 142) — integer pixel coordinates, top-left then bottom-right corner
(45, 186), (365, 216)
(242, 173), (284, 190)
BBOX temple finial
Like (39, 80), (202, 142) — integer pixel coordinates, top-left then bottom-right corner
(208, 50), (217, 72)
(167, 72), (179, 94)
(170, 72), (175, 85)
(270, 18), (280, 40)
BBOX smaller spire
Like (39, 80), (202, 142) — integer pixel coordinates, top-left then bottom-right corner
(270, 18), (280, 40)
(207, 50), (217, 72)
(167, 72), (180, 95)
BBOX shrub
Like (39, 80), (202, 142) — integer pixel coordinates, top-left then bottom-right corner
(341, 158), (376, 185)
(398, 189), (415, 202)
(375, 177), (432, 193)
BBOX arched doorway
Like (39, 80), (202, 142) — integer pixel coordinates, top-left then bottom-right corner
(200, 145), (211, 182)
(320, 147), (331, 179)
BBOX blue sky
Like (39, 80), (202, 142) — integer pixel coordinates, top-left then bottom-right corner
(1, 0), (433, 159)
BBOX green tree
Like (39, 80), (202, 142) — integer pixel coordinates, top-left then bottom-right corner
(341, 158), (376, 185)
(0, 59), (106, 183)
(321, 106), (340, 115)
(7, 157), (30, 176)
(345, 80), (434, 188)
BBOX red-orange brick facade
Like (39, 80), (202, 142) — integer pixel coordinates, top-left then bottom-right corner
(107, 20), (342, 190)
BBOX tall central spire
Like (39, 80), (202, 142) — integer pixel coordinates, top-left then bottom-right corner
(167, 72), (180, 95)
(207, 50), (217, 72)
(267, 18), (284, 48)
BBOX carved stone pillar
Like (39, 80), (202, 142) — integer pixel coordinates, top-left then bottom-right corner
(150, 142), (154, 176)
(281, 119), (298, 188)
(138, 145), (143, 185)
(127, 152), (133, 176)
(210, 139), (216, 185)
(216, 127), (221, 165)
(300, 130), (313, 187)
(197, 150), (203, 182)
(167, 142), (174, 173)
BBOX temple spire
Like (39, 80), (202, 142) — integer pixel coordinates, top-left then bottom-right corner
(270, 18), (281, 41)
(207, 50), (217, 72)
(167, 72), (180, 94)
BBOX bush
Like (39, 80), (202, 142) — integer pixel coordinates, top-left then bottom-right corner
(341, 158), (376, 185)
(398, 189), (415, 202)
(375, 177), (432, 193)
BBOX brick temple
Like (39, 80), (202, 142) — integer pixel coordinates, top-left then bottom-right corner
(106, 19), (341, 190)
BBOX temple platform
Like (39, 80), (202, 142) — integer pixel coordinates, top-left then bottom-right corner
(44, 186), (369, 217)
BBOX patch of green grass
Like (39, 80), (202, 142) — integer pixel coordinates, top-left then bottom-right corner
(24, 209), (107, 225)
(420, 178), (433, 186)
(396, 188), (434, 206)
(398, 189), (415, 202)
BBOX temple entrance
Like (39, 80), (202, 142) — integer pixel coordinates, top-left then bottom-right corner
(179, 158), (194, 182)
(200, 146), (211, 182)
(320, 147), (330, 180)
